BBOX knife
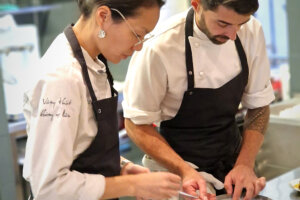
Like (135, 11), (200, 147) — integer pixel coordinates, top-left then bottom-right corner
(178, 191), (199, 199)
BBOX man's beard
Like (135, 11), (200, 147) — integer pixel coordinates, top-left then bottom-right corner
(198, 12), (230, 45)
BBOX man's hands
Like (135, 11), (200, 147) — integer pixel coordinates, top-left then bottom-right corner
(224, 165), (266, 200)
(182, 168), (216, 200)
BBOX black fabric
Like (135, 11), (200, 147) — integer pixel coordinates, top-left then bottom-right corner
(160, 8), (249, 183)
(185, 8), (195, 89)
(98, 54), (116, 96)
(64, 25), (120, 180)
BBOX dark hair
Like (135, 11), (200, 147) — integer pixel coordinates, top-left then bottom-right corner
(77, 0), (165, 20)
(201, 0), (259, 15)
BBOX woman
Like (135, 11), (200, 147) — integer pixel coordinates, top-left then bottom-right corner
(23, 0), (181, 199)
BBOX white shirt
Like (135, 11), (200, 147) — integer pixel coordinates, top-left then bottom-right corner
(122, 11), (275, 125)
(23, 33), (111, 200)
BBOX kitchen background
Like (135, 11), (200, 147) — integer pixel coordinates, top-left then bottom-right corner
(0, 0), (299, 199)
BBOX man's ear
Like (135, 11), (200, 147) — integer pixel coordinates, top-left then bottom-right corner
(191, 0), (201, 12)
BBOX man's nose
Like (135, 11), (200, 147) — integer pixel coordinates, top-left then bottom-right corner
(226, 25), (240, 40)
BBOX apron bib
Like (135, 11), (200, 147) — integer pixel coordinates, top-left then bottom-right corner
(64, 25), (120, 178)
(29, 25), (121, 200)
(159, 9), (249, 183)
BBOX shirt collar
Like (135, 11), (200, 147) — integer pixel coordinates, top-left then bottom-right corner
(192, 14), (211, 41)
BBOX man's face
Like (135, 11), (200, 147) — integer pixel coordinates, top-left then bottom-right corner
(196, 5), (251, 45)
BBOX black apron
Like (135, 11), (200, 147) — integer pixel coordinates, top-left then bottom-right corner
(64, 25), (121, 179)
(159, 9), (249, 184)
(28, 25), (120, 200)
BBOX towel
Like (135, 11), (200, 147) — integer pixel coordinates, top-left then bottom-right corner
(142, 154), (224, 194)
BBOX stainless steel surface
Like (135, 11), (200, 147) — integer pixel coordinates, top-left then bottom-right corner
(255, 99), (300, 180)
(8, 119), (27, 135)
(179, 191), (198, 199)
(260, 167), (300, 200)
(216, 194), (241, 200)
(216, 194), (271, 200)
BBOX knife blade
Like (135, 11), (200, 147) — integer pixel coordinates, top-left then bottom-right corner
(178, 191), (199, 199)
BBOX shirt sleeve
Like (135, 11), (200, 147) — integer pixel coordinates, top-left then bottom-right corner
(241, 18), (275, 109)
(122, 46), (167, 125)
(23, 74), (105, 200)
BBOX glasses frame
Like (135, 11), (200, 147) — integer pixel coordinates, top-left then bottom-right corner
(110, 8), (154, 46)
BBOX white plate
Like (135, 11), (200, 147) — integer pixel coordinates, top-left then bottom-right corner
(289, 178), (300, 192)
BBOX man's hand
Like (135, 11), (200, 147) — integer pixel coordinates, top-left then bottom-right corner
(182, 168), (216, 200)
(224, 165), (266, 200)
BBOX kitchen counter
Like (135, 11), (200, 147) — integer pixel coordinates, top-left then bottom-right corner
(255, 99), (300, 180)
(260, 167), (300, 200)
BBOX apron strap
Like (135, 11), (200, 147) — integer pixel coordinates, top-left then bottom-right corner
(64, 24), (98, 102)
(184, 9), (249, 90)
(98, 54), (117, 97)
(234, 36), (249, 85)
(185, 8), (195, 90)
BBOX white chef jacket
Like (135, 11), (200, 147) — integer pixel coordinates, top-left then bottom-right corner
(122, 11), (275, 125)
(23, 33), (111, 200)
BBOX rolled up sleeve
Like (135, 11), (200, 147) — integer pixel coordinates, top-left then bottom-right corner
(242, 81), (275, 109)
(122, 47), (167, 125)
(122, 101), (162, 125)
(241, 21), (275, 109)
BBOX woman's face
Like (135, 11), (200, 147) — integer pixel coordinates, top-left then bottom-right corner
(100, 6), (160, 64)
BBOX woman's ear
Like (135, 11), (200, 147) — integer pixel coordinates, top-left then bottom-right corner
(95, 6), (111, 27)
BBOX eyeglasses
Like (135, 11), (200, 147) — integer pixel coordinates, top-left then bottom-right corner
(110, 8), (154, 46)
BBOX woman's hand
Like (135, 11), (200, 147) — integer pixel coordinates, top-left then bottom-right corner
(132, 172), (181, 199)
(103, 171), (180, 199)
(121, 163), (181, 199)
(121, 162), (150, 175)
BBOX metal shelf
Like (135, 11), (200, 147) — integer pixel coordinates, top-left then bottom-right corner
(0, 4), (60, 16)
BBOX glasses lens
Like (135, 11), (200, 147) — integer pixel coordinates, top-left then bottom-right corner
(144, 34), (153, 40)
(134, 33), (155, 46)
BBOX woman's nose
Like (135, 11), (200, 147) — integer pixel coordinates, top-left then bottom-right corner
(133, 42), (143, 51)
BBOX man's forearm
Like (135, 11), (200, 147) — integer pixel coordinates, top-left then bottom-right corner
(235, 130), (264, 168)
(124, 118), (192, 176)
(243, 105), (270, 135)
(235, 105), (270, 167)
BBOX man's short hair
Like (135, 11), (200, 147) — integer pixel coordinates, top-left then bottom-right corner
(201, 0), (259, 15)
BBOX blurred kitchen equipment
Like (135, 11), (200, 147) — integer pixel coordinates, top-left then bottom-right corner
(260, 167), (300, 200)
(255, 98), (300, 180)
(0, 14), (41, 121)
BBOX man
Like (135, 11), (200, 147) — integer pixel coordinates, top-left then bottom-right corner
(122, 0), (274, 200)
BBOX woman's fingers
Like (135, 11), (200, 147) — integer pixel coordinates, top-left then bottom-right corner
(134, 172), (182, 199)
